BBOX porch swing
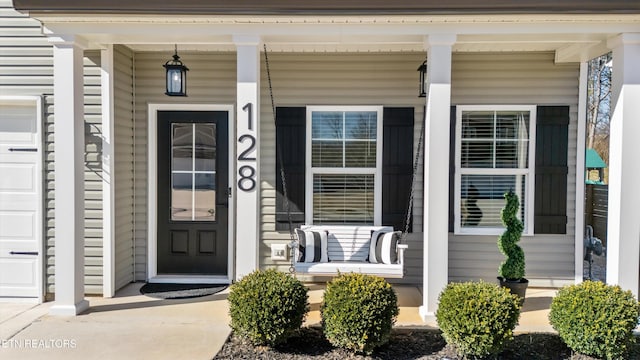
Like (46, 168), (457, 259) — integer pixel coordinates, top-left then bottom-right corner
(265, 45), (422, 279)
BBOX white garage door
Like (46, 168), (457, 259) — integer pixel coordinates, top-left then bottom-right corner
(0, 97), (43, 300)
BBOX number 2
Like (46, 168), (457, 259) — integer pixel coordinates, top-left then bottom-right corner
(238, 134), (256, 161)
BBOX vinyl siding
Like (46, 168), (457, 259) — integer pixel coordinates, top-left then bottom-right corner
(131, 51), (425, 283)
(449, 52), (578, 287)
(82, 51), (104, 294)
(114, 45), (136, 290)
(45, 55), (104, 295)
(132, 52), (237, 281)
(257, 52), (426, 285)
(130, 51), (578, 287)
(0, 1), (104, 296)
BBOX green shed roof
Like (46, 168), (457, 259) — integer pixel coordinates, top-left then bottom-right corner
(586, 148), (607, 169)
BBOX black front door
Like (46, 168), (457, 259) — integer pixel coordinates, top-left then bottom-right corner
(156, 110), (228, 275)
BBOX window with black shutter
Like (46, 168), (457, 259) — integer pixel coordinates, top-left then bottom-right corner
(448, 105), (569, 235)
(534, 106), (569, 234)
(275, 106), (414, 231)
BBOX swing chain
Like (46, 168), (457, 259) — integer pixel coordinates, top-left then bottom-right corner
(401, 110), (425, 242)
(264, 44), (298, 275)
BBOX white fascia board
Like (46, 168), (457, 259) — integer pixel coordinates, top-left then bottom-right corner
(38, 15), (640, 40)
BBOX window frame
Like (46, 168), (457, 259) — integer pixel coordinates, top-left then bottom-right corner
(454, 105), (536, 236)
(305, 105), (384, 225)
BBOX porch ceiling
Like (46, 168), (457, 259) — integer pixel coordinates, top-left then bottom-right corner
(36, 14), (640, 62)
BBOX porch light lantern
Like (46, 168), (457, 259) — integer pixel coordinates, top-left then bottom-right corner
(164, 45), (189, 96)
(417, 59), (427, 98)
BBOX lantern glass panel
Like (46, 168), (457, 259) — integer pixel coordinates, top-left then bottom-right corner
(167, 68), (183, 95)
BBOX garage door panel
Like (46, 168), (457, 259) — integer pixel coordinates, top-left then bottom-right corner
(0, 257), (38, 297)
(0, 163), (36, 192)
(0, 105), (37, 145)
(0, 212), (36, 239)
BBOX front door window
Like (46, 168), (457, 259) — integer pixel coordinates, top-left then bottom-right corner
(171, 123), (217, 221)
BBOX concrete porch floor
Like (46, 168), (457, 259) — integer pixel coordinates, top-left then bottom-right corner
(305, 285), (557, 333)
(0, 283), (556, 360)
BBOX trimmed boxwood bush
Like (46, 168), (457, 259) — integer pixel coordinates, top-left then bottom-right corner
(436, 281), (521, 357)
(321, 273), (399, 355)
(549, 280), (640, 359)
(228, 269), (309, 346)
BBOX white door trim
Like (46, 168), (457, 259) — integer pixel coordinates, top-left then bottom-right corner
(0, 95), (44, 303)
(147, 104), (235, 284)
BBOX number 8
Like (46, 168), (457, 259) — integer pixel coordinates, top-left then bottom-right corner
(238, 165), (256, 191)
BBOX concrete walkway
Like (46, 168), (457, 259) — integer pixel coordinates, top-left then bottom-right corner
(1, 284), (556, 359)
(0, 283), (231, 360)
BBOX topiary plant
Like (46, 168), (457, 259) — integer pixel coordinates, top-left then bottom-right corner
(498, 191), (525, 280)
(436, 281), (521, 357)
(549, 280), (640, 359)
(228, 269), (309, 346)
(321, 273), (399, 355)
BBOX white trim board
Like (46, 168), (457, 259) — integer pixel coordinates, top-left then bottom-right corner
(147, 104), (235, 284)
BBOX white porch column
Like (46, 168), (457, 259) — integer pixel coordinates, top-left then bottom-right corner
(49, 35), (89, 315)
(575, 61), (588, 284)
(605, 33), (640, 297)
(233, 35), (261, 279)
(420, 34), (455, 320)
(101, 45), (116, 297)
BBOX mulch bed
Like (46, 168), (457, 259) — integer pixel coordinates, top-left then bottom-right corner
(214, 327), (640, 360)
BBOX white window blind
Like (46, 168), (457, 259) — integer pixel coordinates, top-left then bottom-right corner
(456, 107), (535, 235)
(307, 107), (382, 225)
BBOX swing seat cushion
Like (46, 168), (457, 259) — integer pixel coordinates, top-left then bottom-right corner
(369, 230), (402, 264)
(294, 228), (329, 263)
(292, 225), (408, 278)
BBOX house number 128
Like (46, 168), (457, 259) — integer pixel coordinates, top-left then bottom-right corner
(238, 102), (256, 191)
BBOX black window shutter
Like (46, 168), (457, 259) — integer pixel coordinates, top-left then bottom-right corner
(382, 107), (414, 231)
(449, 106), (456, 232)
(534, 106), (569, 234)
(275, 107), (306, 231)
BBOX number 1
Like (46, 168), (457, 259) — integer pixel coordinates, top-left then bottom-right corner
(242, 102), (253, 130)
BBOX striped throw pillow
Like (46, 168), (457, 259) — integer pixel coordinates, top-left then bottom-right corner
(295, 229), (329, 263)
(369, 230), (401, 264)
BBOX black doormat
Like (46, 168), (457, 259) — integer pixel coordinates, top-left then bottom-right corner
(140, 283), (227, 299)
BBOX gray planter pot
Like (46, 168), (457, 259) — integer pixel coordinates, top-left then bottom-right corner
(498, 277), (529, 306)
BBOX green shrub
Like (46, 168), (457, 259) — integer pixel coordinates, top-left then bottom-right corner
(321, 273), (399, 354)
(436, 281), (521, 357)
(228, 269), (309, 346)
(549, 280), (640, 359)
(498, 191), (525, 280)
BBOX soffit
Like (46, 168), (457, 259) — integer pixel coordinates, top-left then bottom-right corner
(33, 14), (638, 61)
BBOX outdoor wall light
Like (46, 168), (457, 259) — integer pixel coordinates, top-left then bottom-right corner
(417, 59), (427, 98)
(164, 45), (189, 96)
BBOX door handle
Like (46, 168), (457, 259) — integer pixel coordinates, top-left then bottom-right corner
(8, 148), (38, 152)
(10, 251), (38, 255)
